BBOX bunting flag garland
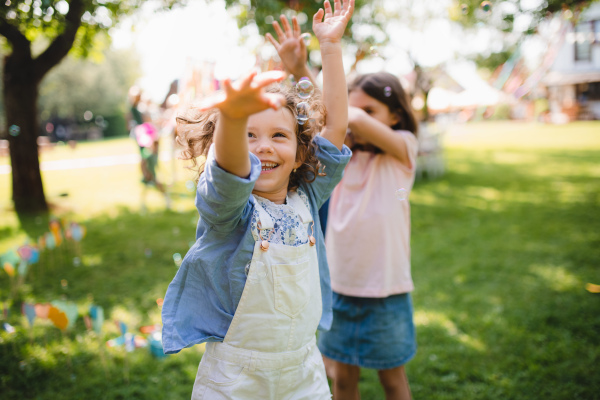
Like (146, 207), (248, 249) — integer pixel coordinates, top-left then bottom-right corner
(89, 305), (104, 334)
(1, 219), (86, 290)
(47, 305), (69, 331)
(3, 262), (15, 277)
(21, 303), (36, 327)
(34, 303), (51, 319)
(51, 300), (79, 330)
(1, 217), (169, 359)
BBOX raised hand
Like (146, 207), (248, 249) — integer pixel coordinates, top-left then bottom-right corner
(197, 70), (287, 120)
(312, 0), (354, 45)
(266, 16), (309, 78)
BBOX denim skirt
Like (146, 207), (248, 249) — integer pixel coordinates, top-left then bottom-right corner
(317, 292), (416, 370)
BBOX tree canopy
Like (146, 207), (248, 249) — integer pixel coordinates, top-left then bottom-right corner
(0, 0), (187, 215)
(0, 0), (185, 56)
(223, 0), (599, 72)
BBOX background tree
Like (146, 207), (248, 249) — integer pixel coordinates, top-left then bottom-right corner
(38, 45), (141, 138)
(225, 0), (599, 120)
(450, 0), (599, 71)
(0, 0), (185, 217)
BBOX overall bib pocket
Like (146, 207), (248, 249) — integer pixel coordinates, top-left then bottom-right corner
(273, 260), (311, 318)
(204, 354), (246, 386)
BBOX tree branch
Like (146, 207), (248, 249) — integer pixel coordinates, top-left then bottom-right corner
(0, 18), (31, 60)
(34, 0), (86, 82)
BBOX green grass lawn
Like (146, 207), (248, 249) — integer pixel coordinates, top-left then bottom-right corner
(1, 121), (599, 399)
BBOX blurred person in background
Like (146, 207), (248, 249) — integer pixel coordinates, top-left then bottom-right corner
(127, 86), (171, 210)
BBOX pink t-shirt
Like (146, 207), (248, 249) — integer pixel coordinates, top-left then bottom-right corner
(325, 130), (419, 298)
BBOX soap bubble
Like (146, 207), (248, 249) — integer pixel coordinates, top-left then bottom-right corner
(460, 3), (468, 14)
(144, 248), (152, 258)
(95, 115), (106, 128)
(480, 1), (491, 13)
(246, 260), (267, 283)
(173, 253), (182, 267)
(185, 180), (196, 192)
(73, 257), (81, 267)
(395, 188), (407, 201)
(384, 86), (392, 97)
(9, 125), (20, 137)
(61, 279), (68, 289)
(369, 45), (379, 57)
(300, 32), (311, 46)
(296, 79), (314, 99)
(83, 110), (93, 121)
(172, 227), (180, 236)
(296, 102), (310, 125)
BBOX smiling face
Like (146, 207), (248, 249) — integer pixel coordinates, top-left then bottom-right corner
(248, 107), (302, 204)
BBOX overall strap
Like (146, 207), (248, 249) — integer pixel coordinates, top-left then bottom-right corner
(252, 195), (275, 230)
(287, 191), (313, 224)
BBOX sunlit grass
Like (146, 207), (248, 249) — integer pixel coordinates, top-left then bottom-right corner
(443, 120), (600, 150)
(1, 121), (599, 399)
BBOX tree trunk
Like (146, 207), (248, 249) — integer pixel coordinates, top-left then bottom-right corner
(3, 53), (47, 214)
(1, 0), (83, 216)
(423, 89), (430, 122)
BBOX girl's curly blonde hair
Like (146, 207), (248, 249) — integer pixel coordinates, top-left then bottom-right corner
(175, 84), (326, 192)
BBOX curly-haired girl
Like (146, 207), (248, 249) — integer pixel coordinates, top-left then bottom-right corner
(161, 1), (354, 398)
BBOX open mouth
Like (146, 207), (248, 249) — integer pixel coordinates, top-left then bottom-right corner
(261, 162), (279, 172)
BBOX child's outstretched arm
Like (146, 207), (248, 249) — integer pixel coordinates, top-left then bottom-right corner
(313, 0), (354, 150)
(348, 106), (413, 166)
(266, 16), (316, 84)
(197, 70), (286, 178)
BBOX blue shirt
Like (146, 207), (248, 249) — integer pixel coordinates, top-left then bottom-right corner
(161, 135), (351, 354)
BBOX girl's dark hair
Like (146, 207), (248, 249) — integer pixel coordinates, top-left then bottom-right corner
(175, 84), (325, 192)
(349, 72), (418, 137)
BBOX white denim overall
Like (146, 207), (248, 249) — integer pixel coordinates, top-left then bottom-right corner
(191, 192), (331, 400)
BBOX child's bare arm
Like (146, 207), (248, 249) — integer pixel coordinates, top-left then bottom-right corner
(196, 70), (286, 178)
(348, 106), (412, 167)
(313, 0), (354, 150)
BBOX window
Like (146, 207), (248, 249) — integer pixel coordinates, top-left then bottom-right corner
(576, 82), (600, 101)
(574, 21), (592, 61)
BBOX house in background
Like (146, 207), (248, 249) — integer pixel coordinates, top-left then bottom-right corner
(543, 3), (600, 121)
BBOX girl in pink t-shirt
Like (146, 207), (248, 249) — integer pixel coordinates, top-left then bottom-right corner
(320, 72), (420, 400)
(266, 17), (419, 397)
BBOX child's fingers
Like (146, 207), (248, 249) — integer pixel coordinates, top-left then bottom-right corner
(221, 78), (233, 94)
(263, 93), (287, 110)
(196, 92), (226, 111)
(292, 16), (301, 37)
(313, 8), (324, 25)
(251, 70), (287, 89)
(265, 33), (280, 50)
(236, 70), (258, 90)
(323, 0), (333, 19)
(333, 0), (342, 16)
(344, 0), (355, 18)
(299, 34), (309, 51)
(280, 15), (293, 37)
(272, 20), (286, 42)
